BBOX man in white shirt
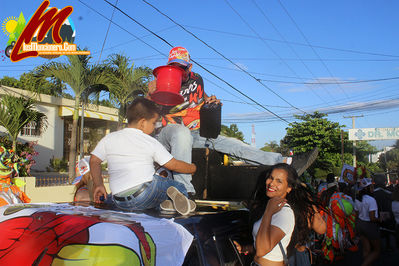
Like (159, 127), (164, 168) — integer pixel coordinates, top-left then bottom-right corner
(90, 98), (196, 215)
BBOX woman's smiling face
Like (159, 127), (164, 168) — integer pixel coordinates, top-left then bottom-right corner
(266, 168), (292, 199)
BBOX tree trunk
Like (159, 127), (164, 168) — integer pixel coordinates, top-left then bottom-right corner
(12, 138), (17, 154)
(68, 97), (80, 184)
(117, 105), (125, 130)
(117, 117), (123, 130)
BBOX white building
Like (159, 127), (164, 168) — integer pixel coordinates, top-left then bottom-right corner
(369, 146), (395, 163)
(0, 85), (119, 171)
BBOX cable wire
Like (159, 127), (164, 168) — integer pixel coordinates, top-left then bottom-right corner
(251, 0), (336, 105)
(97, 0), (118, 63)
(102, 0), (291, 123)
(185, 25), (399, 59)
(139, 0), (306, 115)
(277, 0), (350, 99)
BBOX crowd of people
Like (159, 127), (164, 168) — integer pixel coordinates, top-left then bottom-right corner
(228, 167), (399, 266)
(69, 46), (399, 265)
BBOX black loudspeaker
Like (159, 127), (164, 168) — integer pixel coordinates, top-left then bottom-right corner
(200, 103), (221, 139)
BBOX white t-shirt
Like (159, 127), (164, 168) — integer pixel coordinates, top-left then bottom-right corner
(354, 195), (378, 221)
(252, 204), (295, 262)
(91, 128), (173, 195)
(392, 201), (399, 224)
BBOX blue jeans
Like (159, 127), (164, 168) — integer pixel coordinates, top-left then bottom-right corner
(112, 174), (187, 211)
(156, 124), (283, 193)
(288, 249), (311, 266)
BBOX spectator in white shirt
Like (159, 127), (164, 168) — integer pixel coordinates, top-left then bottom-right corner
(354, 178), (380, 266)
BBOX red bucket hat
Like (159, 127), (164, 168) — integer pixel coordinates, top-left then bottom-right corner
(167, 46), (190, 67)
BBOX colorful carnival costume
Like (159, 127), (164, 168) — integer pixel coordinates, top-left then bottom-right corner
(321, 191), (357, 262)
(0, 146), (30, 206)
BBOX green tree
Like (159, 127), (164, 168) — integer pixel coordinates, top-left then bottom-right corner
(37, 53), (114, 183)
(19, 72), (65, 97)
(378, 141), (399, 172)
(261, 141), (280, 152)
(356, 140), (378, 164)
(0, 73), (65, 97)
(0, 95), (47, 152)
(282, 112), (353, 177)
(105, 54), (152, 129)
(0, 76), (21, 88)
(220, 124), (245, 141)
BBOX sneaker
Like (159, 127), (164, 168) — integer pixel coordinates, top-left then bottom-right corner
(167, 186), (190, 215)
(291, 147), (319, 176)
(160, 199), (196, 212)
(160, 199), (175, 212)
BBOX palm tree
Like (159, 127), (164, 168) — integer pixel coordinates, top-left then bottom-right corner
(105, 54), (152, 129)
(261, 141), (280, 152)
(37, 53), (113, 183)
(0, 95), (47, 152)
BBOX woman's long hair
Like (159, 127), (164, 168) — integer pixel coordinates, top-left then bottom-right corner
(249, 163), (322, 251)
(356, 185), (373, 202)
(320, 185), (338, 207)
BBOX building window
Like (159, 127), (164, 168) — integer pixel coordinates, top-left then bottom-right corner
(21, 121), (40, 136)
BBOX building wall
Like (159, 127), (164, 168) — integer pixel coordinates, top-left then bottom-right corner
(0, 85), (119, 171)
(21, 177), (110, 203)
(16, 103), (64, 171)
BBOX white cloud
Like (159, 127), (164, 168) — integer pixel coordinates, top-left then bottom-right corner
(224, 98), (399, 121)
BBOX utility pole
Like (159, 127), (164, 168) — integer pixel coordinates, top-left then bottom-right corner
(79, 101), (85, 160)
(344, 115), (364, 167)
(251, 124), (256, 148)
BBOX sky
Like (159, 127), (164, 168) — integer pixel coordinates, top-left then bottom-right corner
(1, 0), (399, 150)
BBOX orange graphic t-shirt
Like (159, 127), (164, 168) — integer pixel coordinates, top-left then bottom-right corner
(161, 72), (205, 130)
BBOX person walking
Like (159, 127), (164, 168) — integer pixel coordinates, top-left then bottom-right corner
(354, 178), (381, 266)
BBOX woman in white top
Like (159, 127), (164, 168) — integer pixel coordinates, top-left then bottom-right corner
(354, 178), (380, 266)
(234, 163), (322, 266)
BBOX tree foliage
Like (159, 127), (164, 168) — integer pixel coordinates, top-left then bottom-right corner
(378, 140), (399, 173)
(36, 53), (115, 183)
(220, 124), (245, 141)
(0, 95), (47, 151)
(261, 141), (280, 152)
(283, 112), (345, 154)
(282, 111), (379, 178)
(0, 74), (65, 97)
(105, 53), (152, 129)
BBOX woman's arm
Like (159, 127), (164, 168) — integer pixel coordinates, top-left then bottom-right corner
(311, 212), (327, 235)
(369, 210), (379, 223)
(255, 197), (286, 257)
(233, 241), (255, 255)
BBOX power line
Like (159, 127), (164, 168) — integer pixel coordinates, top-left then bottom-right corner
(97, 0), (118, 63)
(223, 98), (399, 123)
(83, 0), (290, 123)
(0, 64), (37, 68)
(183, 26), (399, 59)
(277, 0), (350, 99)
(100, 0), (294, 123)
(139, 0), (304, 116)
(77, 0), (168, 59)
(249, 0), (335, 105)
(259, 76), (399, 85)
(91, 26), (178, 56)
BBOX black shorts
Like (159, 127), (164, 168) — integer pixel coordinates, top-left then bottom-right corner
(356, 219), (380, 240)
